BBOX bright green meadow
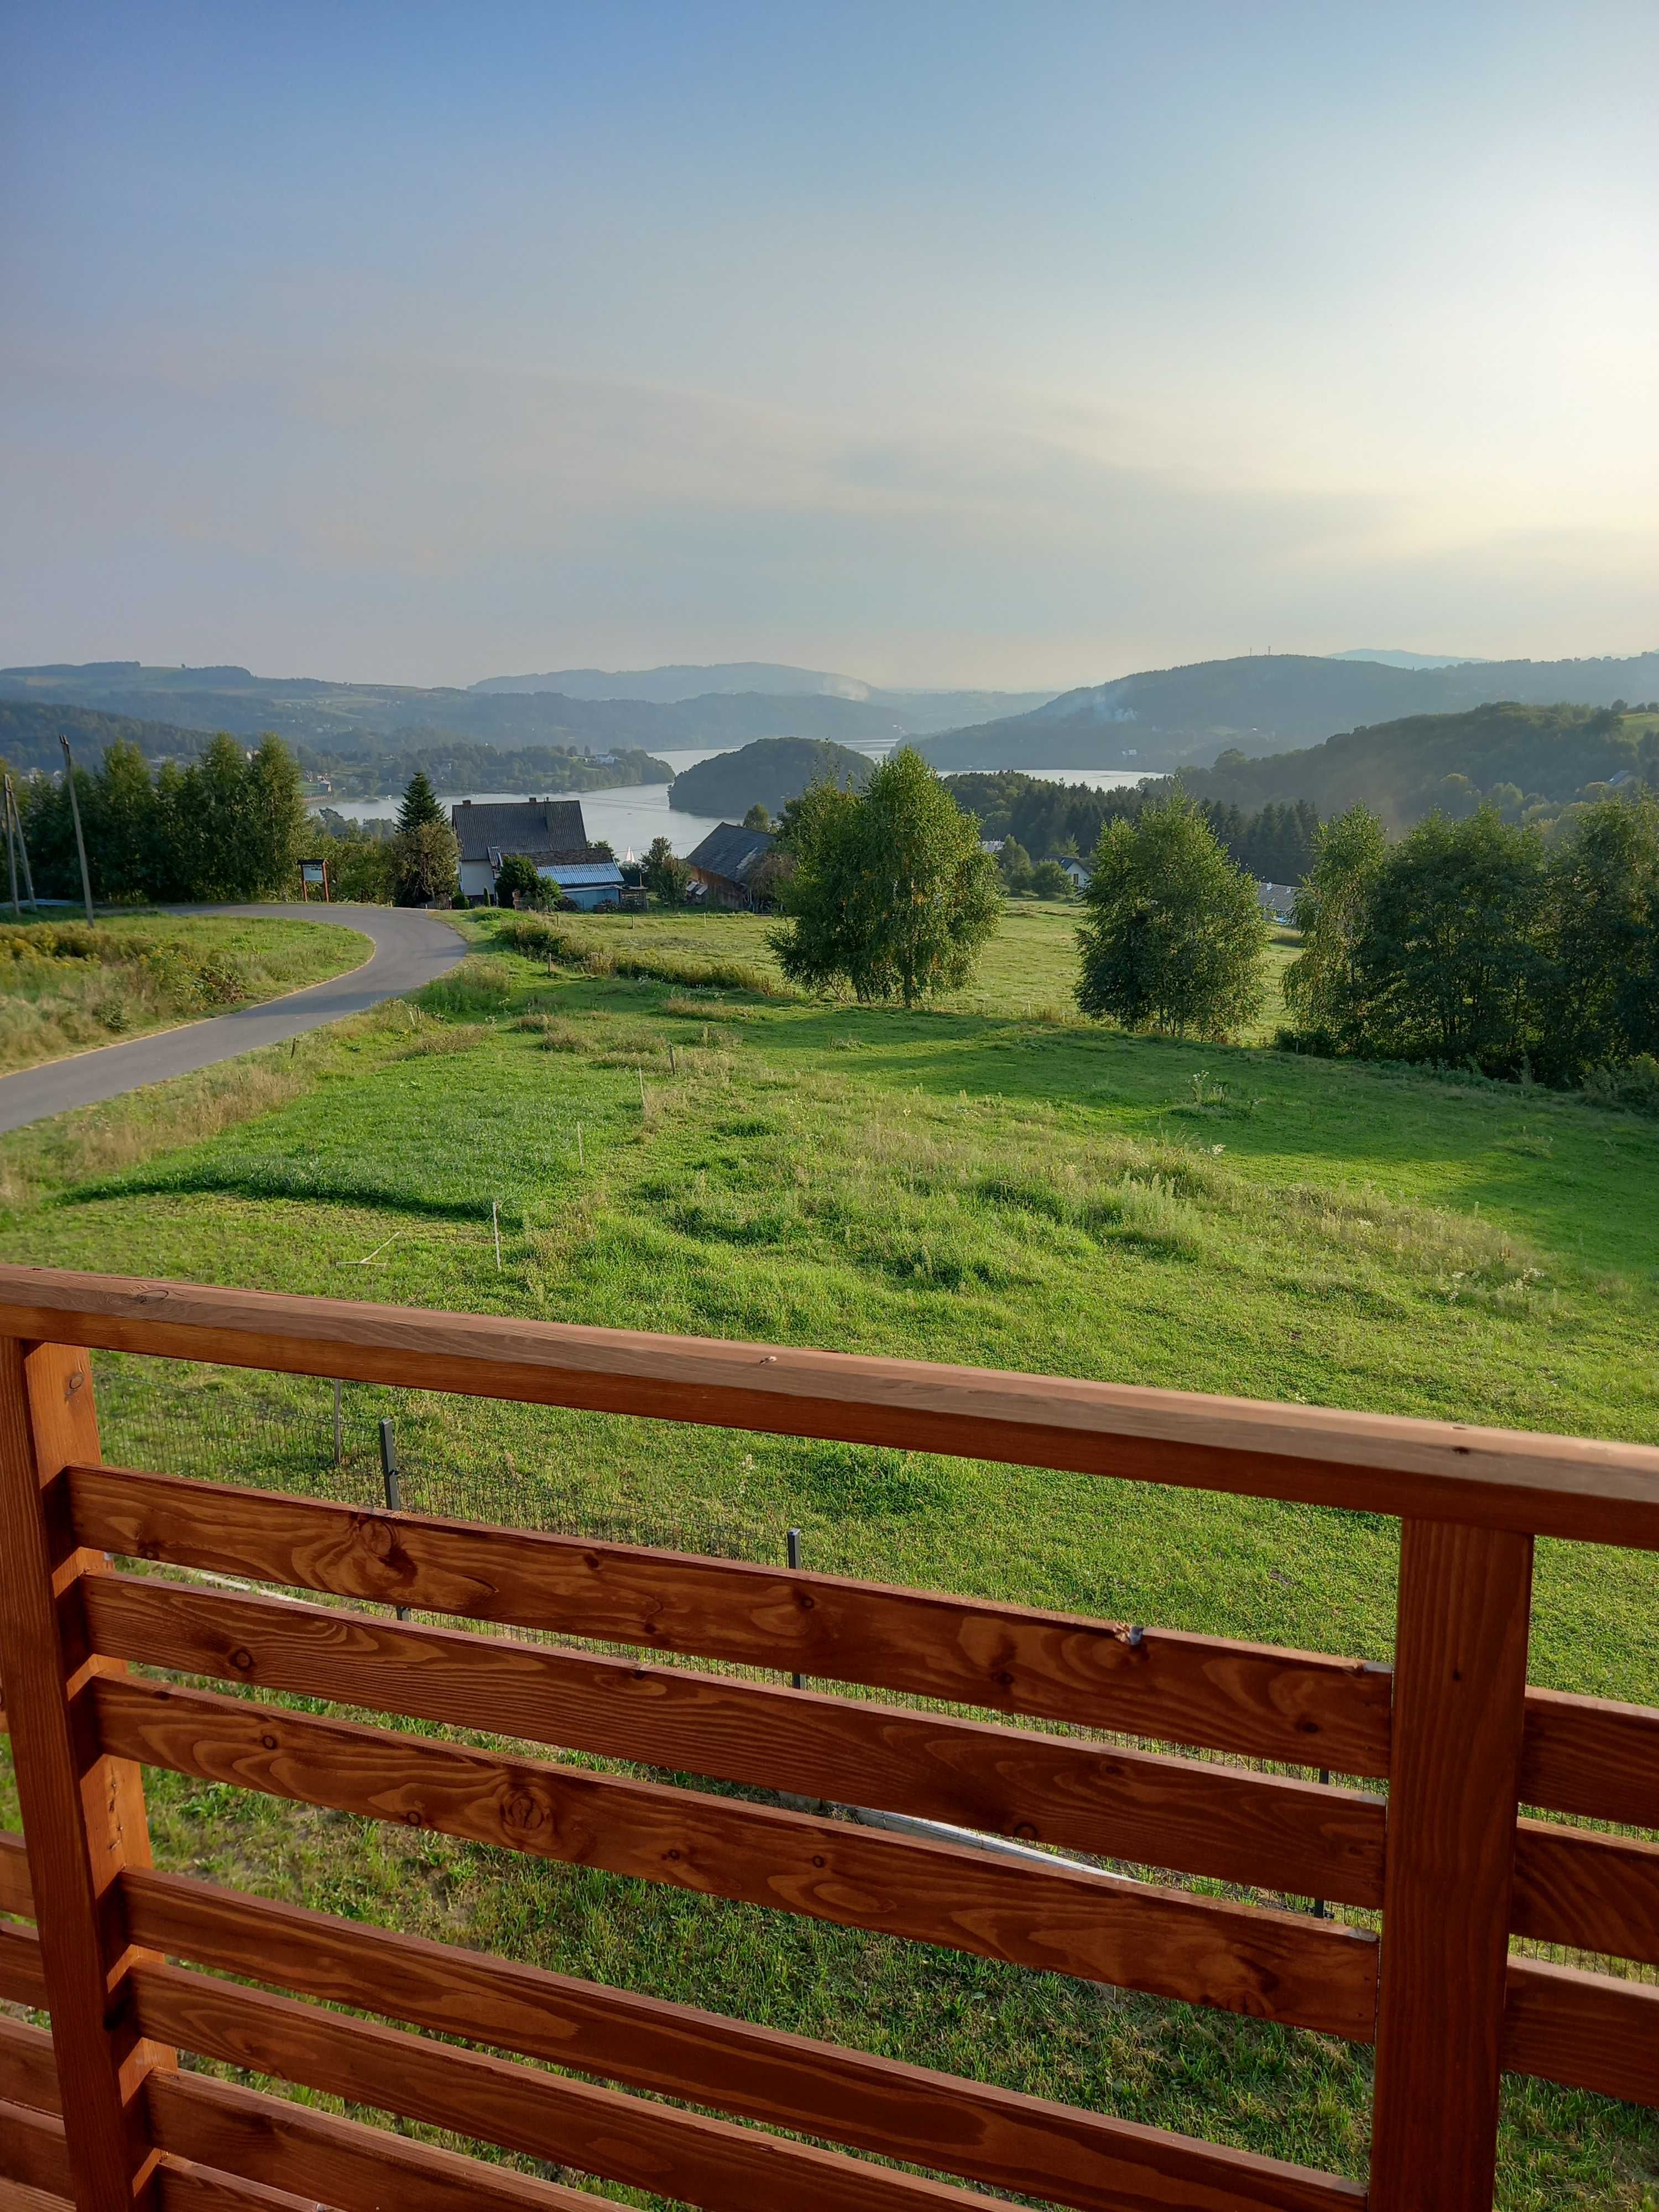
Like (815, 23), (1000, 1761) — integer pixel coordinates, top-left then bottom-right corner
(0, 899), (1654, 2204)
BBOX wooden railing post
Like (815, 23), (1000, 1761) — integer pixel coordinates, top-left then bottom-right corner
(1369, 1518), (1533, 2212)
(0, 1339), (170, 2209)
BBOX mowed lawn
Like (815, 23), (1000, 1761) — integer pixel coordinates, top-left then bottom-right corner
(0, 903), (1655, 2201)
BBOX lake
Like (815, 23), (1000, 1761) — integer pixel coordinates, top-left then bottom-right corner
(319, 745), (1143, 858)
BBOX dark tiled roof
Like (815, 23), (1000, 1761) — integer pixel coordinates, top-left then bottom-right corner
(451, 799), (589, 863)
(686, 822), (776, 886)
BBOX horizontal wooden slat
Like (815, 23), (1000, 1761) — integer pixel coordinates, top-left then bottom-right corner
(0, 2183), (71, 2212)
(86, 1573), (1386, 1906)
(124, 1863), (1363, 2212)
(147, 2069), (603, 2212)
(1511, 1819), (1659, 1966)
(12, 1265), (1659, 1545)
(1521, 1687), (1659, 1829)
(158, 2159), (343, 2212)
(0, 1918), (46, 2011)
(0, 2018), (58, 2117)
(69, 1465), (1392, 1773)
(1504, 1958), (1659, 2107)
(96, 1674), (1378, 2039)
(0, 2099), (71, 2198)
(136, 1960), (1031, 2212)
(0, 1832), (33, 1920)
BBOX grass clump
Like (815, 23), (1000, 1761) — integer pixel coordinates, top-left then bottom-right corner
(488, 910), (792, 998)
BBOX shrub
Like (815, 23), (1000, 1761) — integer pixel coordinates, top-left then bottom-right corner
(1582, 1055), (1659, 1115)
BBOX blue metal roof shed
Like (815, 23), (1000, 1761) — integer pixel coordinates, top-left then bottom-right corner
(542, 862), (624, 911)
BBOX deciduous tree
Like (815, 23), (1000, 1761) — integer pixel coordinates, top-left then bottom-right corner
(770, 750), (999, 1006)
(1075, 791), (1267, 1037)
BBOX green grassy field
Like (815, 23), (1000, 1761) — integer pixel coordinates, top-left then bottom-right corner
(0, 902), (1654, 2202)
(0, 912), (369, 1072)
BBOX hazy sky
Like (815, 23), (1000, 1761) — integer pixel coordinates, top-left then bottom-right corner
(3, 1), (1656, 690)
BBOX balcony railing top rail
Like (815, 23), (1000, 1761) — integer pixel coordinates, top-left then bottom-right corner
(0, 1264), (1656, 1543)
(0, 1266), (1650, 2212)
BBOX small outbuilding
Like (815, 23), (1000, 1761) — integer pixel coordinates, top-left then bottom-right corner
(541, 862), (625, 912)
(685, 822), (780, 910)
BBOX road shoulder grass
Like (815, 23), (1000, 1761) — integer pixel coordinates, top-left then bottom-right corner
(0, 912), (371, 1074)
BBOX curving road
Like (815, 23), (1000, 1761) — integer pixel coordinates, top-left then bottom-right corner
(0, 904), (467, 1137)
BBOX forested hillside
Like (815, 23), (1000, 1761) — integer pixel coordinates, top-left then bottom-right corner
(1174, 702), (1658, 827)
(668, 735), (874, 816)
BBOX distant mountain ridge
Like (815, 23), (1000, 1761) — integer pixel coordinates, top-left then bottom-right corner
(468, 662), (1057, 734)
(915, 649), (1659, 772)
(1327, 648), (1486, 670)
(471, 661), (872, 701)
(0, 660), (1053, 751)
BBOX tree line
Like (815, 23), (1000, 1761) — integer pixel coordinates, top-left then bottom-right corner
(767, 752), (1659, 1104)
(7, 739), (468, 910)
(16, 735), (307, 904)
(946, 771), (1320, 884)
(1284, 799), (1659, 1083)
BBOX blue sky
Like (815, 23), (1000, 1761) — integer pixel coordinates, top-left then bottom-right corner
(3, 2), (1656, 687)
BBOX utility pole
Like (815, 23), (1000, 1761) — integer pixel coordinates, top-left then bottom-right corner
(58, 736), (95, 924)
(6, 780), (37, 911)
(3, 787), (17, 918)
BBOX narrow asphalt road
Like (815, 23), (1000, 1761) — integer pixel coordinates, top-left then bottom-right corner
(0, 904), (467, 1136)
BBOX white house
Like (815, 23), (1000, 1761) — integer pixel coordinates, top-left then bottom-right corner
(1046, 856), (1093, 890)
(451, 799), (593, 904)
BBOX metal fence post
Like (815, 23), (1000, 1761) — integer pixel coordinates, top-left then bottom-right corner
(786, 1526), (804, 1689)
(380, 1417), (409, 1620)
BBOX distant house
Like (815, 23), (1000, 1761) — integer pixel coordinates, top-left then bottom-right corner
(451, 799), (592, 904)
(1256, 881), (1298, 923)
(686, 822), (780, 910)
(1046, 856), (1092, 890)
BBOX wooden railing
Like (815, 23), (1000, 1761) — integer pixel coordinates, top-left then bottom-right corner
(0, 1267), (1652, 2212)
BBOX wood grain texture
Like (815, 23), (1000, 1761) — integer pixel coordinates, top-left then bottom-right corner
(1368, 1520), (1533, 2212)
(0, 2102), (72, 2198)
(71, 1465), (1392, 1773)
(0, 1832), (34, 1918)
(0, 2018), (59, 2117)
(1511, 1819), (1659, 1966)
(135, 1960), (1041, 2212)
(1504, 1958), (1659, 2107)
(1521, 1686), (1659, 1828)
(0, 1340), (163, 2211)
(95, 1674), (1378, 2038)
(0, 2183), (74, 2212)
(11, 1266), (1659, 1545)
(122, 1863), (1363, 2212)
(156, 2161), (337, 2212)
(0, 1919), (46, 2011)
(86, 1573), (1386, 1905)
(146, 2070), (600, 2212)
